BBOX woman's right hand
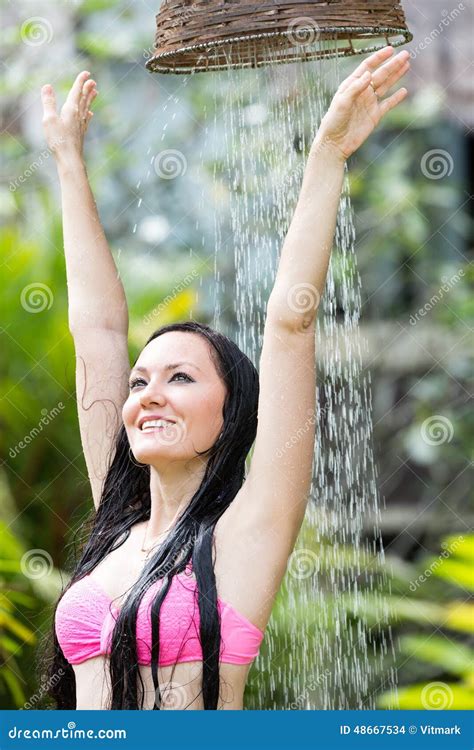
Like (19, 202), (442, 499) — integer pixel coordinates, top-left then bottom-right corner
(41, 71), (98, 161)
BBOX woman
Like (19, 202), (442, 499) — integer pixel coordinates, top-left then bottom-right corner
(39, 46), (409, 710)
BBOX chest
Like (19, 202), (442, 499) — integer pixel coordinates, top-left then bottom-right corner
(89, 523), (191, 607)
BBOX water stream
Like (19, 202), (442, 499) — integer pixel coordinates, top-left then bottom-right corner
(137, 40), (398, 710)
(206, 43), (397, 710)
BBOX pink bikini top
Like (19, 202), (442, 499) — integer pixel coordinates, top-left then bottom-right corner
(55, 560), (264, 667)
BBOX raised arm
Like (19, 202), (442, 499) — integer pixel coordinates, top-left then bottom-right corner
(235, 47), (410, 544)
(41, 72), (131, 509)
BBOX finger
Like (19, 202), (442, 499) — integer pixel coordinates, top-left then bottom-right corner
(64, 70), (90, 110)
(338, 45), (395, 92)
(339, 47), (410, 92)
(41, 84), (57, 118)
(79, 79), (96, 114)
(374, 60), (410, 98)
(85, 88), (98, 112)
(371, 51), (410, 92)
(341, 70), (372, 99)
(379, 87), (408, 118)
(360, 44), (395, 73)
(83, 110), (94, 129)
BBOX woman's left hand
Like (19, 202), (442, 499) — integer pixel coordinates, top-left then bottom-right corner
(315, 46), (410, 162)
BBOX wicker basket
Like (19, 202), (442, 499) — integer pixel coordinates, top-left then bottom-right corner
(145, 1), (413, 74)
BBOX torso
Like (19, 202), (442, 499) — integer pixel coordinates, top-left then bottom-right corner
(73, 491), (290, 710)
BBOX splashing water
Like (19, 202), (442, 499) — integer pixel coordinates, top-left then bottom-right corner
(206, 42), (397, 710)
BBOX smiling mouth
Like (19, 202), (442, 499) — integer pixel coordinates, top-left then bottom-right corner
(139, 419), (177, 432)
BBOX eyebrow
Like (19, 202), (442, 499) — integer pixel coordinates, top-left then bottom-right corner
(130, 361), (202, 375)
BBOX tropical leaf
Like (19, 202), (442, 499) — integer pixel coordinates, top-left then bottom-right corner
(398, 634), (474, 678)
(378, 682), (474, 710)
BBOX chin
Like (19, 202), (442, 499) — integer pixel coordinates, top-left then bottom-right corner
(132, 440), (196, 464)
(132, 445), (180, 462)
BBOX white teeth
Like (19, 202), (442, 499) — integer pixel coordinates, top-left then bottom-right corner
(141, 419), (172, 431)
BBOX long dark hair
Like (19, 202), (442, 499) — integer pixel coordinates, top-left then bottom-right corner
(38, 321), (259, 709)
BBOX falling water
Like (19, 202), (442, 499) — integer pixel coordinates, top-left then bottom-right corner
(136, 38), (398, 710)
(204, 41), (397, 710)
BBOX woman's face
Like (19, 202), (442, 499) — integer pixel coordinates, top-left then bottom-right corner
(122, 331), (227, 466)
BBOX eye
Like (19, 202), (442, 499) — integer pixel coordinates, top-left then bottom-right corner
(129, 377), (148, 389)
(170, 371), (194, 383)
(128, 372), (194, 389)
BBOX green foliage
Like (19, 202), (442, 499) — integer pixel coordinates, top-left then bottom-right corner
(0, 517), (38, 708)
(377, 534), (474, 709)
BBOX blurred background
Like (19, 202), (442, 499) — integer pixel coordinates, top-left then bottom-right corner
(1, 0), (472, 710)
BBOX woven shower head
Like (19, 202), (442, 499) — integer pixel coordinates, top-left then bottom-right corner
(145, 1), (413, 74)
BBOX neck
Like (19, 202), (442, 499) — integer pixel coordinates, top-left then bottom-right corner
(146, 457), (207, 540)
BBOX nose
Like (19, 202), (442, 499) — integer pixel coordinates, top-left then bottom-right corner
(138, 382), (167, 407)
